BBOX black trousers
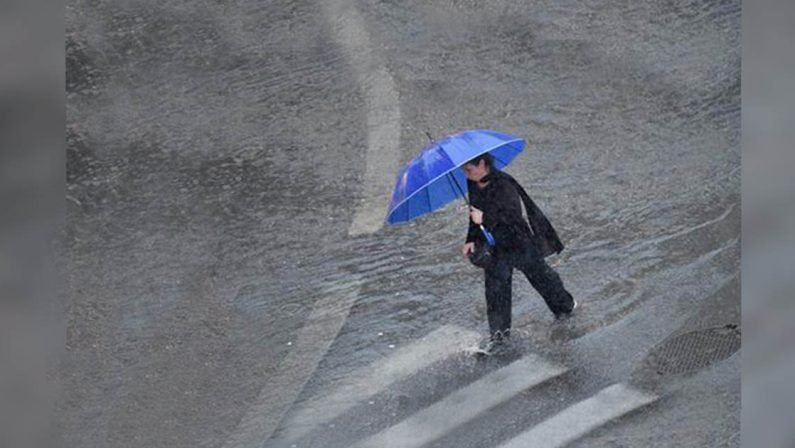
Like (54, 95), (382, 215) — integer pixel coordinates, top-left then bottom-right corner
(484, 247), (574, 338)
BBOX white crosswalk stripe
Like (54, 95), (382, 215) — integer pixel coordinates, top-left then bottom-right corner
(223, 280), (362, 448)
(354, 354), (568, 448)
(276, 324), (480, 444)
(497, 383), (657, 448)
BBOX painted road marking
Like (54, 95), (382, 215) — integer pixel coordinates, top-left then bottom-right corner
(323, 0), (402, 236)
(225, 0), (400, 447)
(355, 354), (568, 448)
(222, 280), (362, 448)
(497, 383), (657, 448)
(227, 1), (401, 445)
(276, 324), (480, 444)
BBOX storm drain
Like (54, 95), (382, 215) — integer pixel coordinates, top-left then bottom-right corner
(647, 324), (740, 375)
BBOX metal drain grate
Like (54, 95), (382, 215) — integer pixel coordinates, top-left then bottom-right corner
(648, 325), (741, 375)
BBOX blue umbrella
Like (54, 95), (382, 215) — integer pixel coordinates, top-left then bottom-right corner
(385, 129), (526, 245)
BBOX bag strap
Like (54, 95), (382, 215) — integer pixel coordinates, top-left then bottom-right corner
(506, 176), (537, 235)
(505, 175), (565, 256)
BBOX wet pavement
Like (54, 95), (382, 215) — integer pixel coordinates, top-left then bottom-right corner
(63, 0), (740, 447)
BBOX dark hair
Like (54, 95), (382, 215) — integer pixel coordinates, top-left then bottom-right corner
(465, 153), (494, 169)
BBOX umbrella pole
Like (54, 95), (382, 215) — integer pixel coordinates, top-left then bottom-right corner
(448, 171), (496, 246)
(447, 171), (470, 207)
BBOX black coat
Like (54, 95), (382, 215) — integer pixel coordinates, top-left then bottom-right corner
(465, 169), (564, 257)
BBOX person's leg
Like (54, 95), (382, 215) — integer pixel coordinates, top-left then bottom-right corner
(516, 250), (575, 318)
(484, 255), (513, 339)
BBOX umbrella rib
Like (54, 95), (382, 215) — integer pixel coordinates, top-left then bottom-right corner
(438, 149), (468, 203)
(422, 155), (437, 212)
(491, 152), (510, 168)
(425, 179), (434, 213)
(446, 171), (468, 205)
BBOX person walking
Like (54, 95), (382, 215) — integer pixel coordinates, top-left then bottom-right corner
(461, 153), (577, 353)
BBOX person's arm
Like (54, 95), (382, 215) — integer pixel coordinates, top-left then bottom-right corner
(466, 217), (479, 243)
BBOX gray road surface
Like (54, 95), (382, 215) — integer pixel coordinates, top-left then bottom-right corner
(63, 0), (740, 447)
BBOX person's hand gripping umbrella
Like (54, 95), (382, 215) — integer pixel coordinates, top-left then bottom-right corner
(385, 129), (526, 251)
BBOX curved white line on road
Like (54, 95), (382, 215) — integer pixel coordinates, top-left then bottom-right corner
(325, 0), (402, 237)
(225, 2), (400, 447)
(223, 280), (362, 448)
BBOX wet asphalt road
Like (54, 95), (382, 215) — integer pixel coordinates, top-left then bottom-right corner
(64, 0), (739, 447)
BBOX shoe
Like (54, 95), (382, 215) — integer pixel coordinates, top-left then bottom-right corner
(555, 300), (578, 321)
(480, 331), (510, 355)
(482, 338), (506, 355)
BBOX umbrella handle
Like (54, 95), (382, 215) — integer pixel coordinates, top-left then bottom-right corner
(480, 225), (496, 247)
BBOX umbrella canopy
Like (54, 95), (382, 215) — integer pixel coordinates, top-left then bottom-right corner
(386, 129), (525, 225)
